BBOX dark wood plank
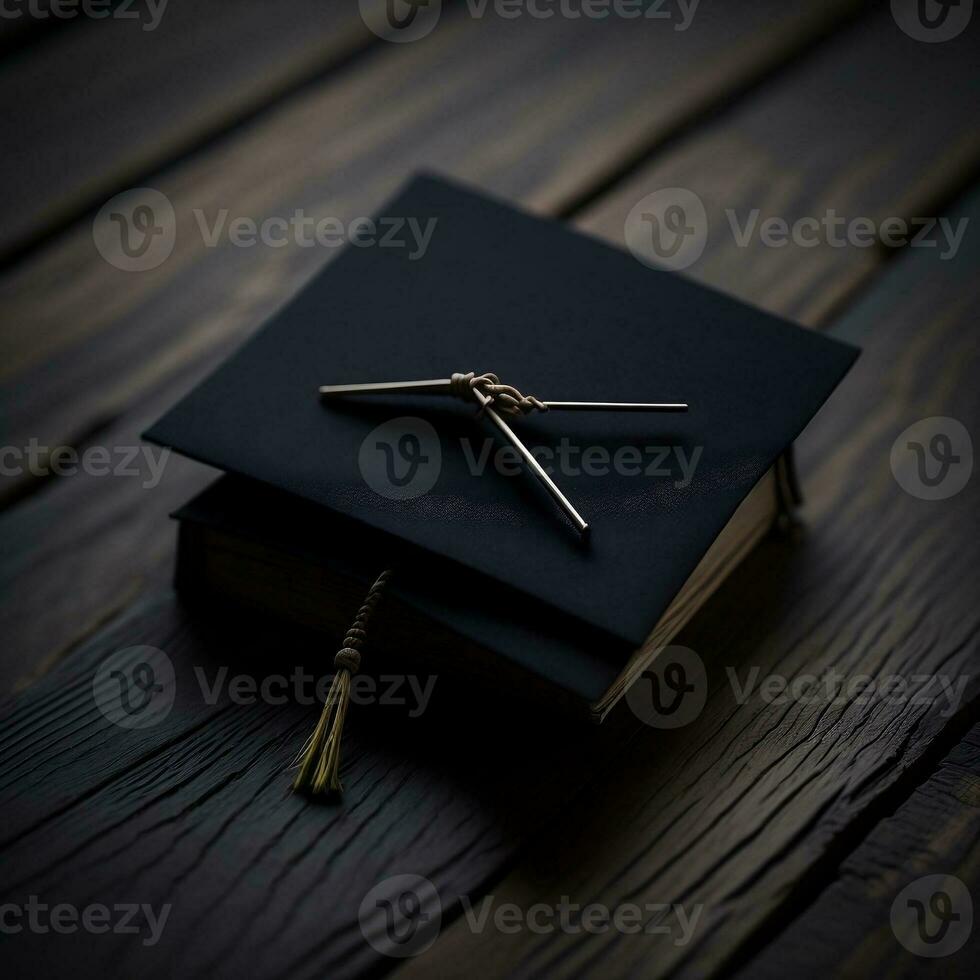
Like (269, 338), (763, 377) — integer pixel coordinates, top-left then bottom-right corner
(737, 723), (980, 978)
(0, 592), (627, 978)
(0, 0), (860, 688)
(0, 0), (379, 259)
(576, 2), (980, 327)
(0, 0), (859, 447)
(3, 181), (977, 978)
(2, 8), (978, 979)
(397, 182), (980, 979)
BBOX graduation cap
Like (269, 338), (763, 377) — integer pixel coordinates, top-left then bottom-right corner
(146, 174), (858, 796)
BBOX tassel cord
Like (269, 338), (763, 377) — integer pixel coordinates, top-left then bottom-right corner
(292, 569), (392, 797)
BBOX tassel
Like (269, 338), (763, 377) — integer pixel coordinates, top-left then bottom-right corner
(292, 569), (392, 797)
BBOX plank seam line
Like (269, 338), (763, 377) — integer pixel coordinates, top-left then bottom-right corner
(555, 0), (870, 223)
(822, 156), (980, 337)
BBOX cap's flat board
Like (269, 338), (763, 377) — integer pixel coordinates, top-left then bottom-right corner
(147, 174), (858, 648)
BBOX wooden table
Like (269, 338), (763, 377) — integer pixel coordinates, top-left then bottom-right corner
(1, 2), (977, 977)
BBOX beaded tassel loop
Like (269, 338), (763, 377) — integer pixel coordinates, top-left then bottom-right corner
(292, 569), (392, 797)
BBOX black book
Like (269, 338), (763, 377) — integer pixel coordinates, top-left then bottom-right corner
(147, 175), (858, 719)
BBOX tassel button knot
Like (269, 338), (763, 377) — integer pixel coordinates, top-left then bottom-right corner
(334, 647), (361, 674)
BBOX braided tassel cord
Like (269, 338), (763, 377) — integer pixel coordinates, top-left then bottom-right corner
(292, 569), (392, 797)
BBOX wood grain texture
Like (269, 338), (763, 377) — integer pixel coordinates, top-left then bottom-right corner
(0, 0), (377, 259)
(736, 723), (980, 979)
(576, 2), (980, 327)
(0, 0), (857, 441)
(0, 591), (628, 978)
(0, 7), (977, 980)
(396, 185), (980, 979)
(3, 185), (977, 979)
(0, 0), (860, 688)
